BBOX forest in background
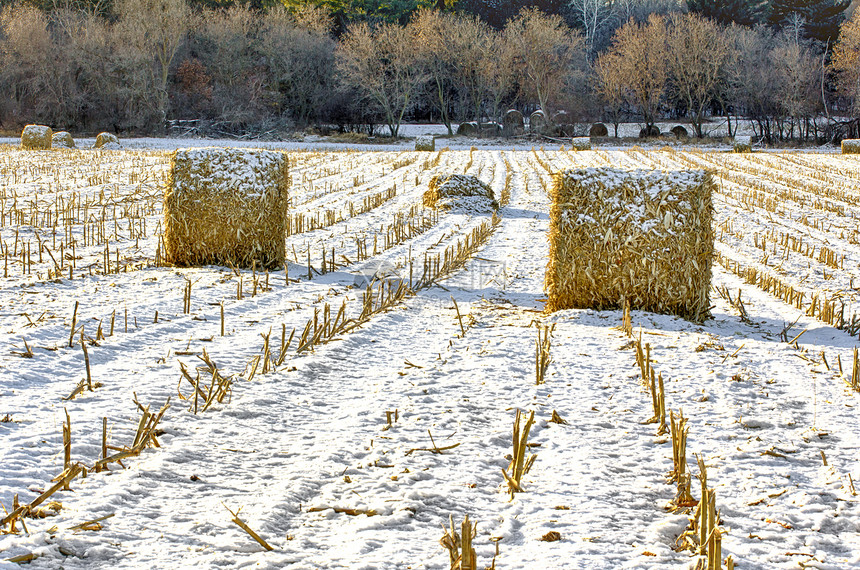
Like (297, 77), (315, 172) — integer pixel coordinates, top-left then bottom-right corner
(2, 0), (860, 142)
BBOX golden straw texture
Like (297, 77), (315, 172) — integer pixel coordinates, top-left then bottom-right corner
(163, 148), (289, 269)
(546, 167), (713, 321)
(21, 125), (52, 150)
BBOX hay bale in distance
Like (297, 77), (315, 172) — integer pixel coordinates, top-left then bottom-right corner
(21, 125), (52, 150)
(529, 110), (547, 134)
(639, 125), (661, 138)
(589, 123), (609, 137)
(95, 132), (119, 149)
(480, 122), (502, 136)
(52, 131), (76, 149)
(163, 148), (289, 269)
(503, 110), (524, 136)
(457, 122), (478, 136)
(546, 167), (714, 322)
(842, 139), (860, 154)
(671, 125), (689, 139)
(423, 174), (497, 213)
(733, 136), (752, 153)
(570, 137), (591, 151)
(415, 136), (435, 151)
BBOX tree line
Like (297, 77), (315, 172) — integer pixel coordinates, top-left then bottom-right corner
(1, 0), (859, 142)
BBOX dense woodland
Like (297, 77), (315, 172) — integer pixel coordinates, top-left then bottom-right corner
(2, 0), (860, 142)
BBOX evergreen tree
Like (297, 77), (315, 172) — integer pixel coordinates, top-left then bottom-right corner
(686, 0), (768, 27)
(767, 0), (850, 43)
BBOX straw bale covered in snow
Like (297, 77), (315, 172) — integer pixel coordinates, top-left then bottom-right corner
(52, 131), (75, 149)
(733, 136), (752, 153)
(415, 136), (435, 151)
(842, 139), (860, 154)
(21, 125), (52, 149)
(163, 148), (290, 269)
(547, 167), (714, 321)
(570, 137), (591, 151)
(95, 132), (120, 149)
(423, 174), (497, 213)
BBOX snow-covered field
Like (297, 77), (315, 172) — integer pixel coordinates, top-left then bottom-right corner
(1, 144), (860, 569)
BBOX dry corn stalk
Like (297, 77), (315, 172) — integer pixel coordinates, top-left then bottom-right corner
(535, 324), (554, 385)
(440, 514), (477, 570)
(225, 505), (273, 551)
(501, 409), (537, 499)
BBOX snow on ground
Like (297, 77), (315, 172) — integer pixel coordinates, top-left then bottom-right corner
(0, 144), (859, 569)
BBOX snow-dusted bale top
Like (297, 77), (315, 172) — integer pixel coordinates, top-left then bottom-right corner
(733, 136), (752, 153)
(842, 139), (860, 154)
(547, 168), (714, 321)
(423, 173), (498, 213)
(51, 131), (75, 149)
(20, 125), (52, 150)
(570, 137), (591, 151)
(415, 135), (434, 151)
(163, 147), (289, 269)
(95, 132), (120, 149)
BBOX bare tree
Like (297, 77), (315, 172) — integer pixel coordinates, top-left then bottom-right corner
(479, 28), (517, 122)
(411, 9), (458, 134)
(568, 0), (615, 58)
(770, 31), (820, 140)
(259, 6), (337, 126)
(115, 0), (190, 129)
(505, 7), (585, 116)
(607, 14), (667, 131)
(665, 13), (730, 137)
(337, 21), (425, 137)
(593, 49), (627, 136)
(832, 8), (860, 118)
(447, 12), (493, 125)
(725, 24), (779, 140)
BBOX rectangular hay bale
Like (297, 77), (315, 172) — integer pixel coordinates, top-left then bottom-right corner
(570, 137), (591, 151)
(163, 148), (289, 269)
(733, 136), (752, 153)
(546, 167), (714, 321)
(842, 139), (860, 154)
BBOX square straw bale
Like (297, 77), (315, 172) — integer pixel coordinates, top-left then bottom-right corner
(570, 137), (591, 150)
(733, 136), (752, 153)
(163, 148), (289, 269)
(415, 135), (435, 151)
(842, 139), (860, 154)
(546, 168), (714, 321)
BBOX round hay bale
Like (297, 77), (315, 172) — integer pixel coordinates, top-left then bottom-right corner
(480, 122), (502, 136)
(589, 123), (609, 137)
(639, 125), (661, 138)
(503, 110), (524, 136)
(529, 110), (547, 134)
(94, 132), (120, 149)
(670, 126), (689, 139)
(21, 125), (52, 150)
(52, 131), (75, 149)
(415, 135), (435, 151)
(423, 173), (498, 213)
(456, 122), (478, 136)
